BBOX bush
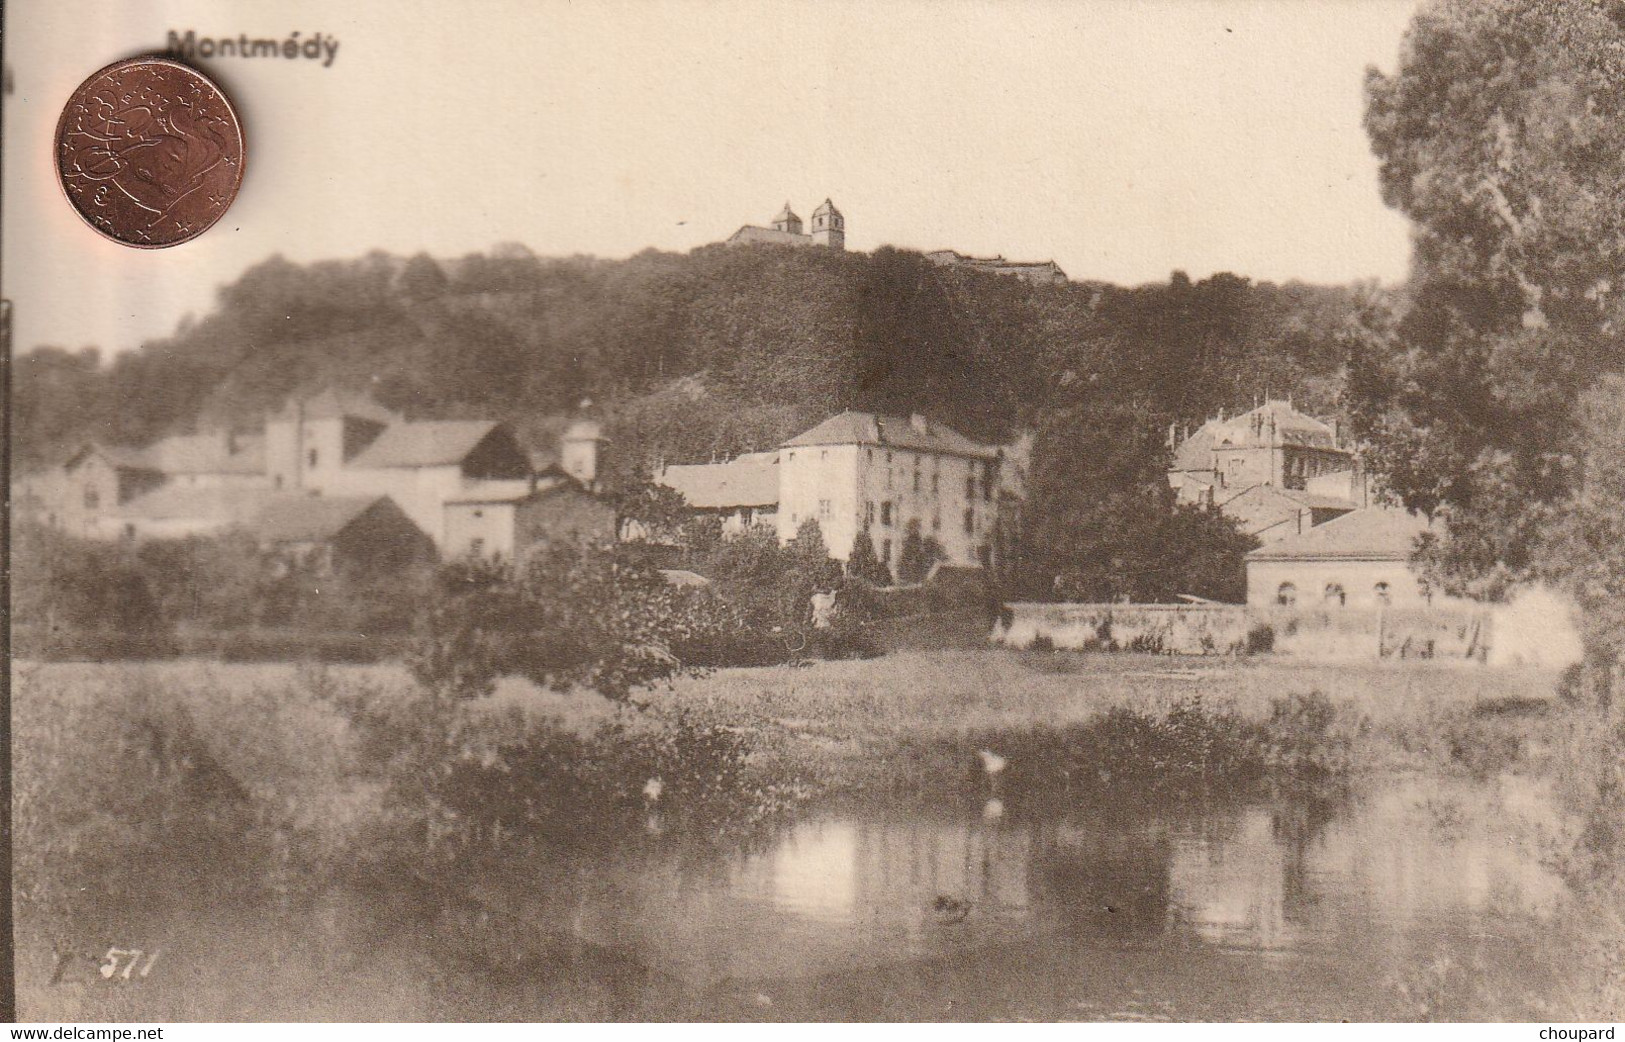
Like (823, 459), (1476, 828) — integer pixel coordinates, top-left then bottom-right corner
(1246, 623), (1276, 655)
(409, 544), (757, 700)
(319, 678), (785, 857)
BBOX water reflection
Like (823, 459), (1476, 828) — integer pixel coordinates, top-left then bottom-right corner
(529, 773), (1568, 1005)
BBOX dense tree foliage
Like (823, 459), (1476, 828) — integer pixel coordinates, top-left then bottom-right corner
(15, 242), (1361, 603)
(1010, 393), (1258, 603)
(1355, 0), (1625, 601)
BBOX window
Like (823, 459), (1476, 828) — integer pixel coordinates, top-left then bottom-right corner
(820, 450), (828, 461)
(865, 501), (876, 526)
(867, 449), (873, 463)
(881, 538), (892, 563)
(880, 501), (893, 526)
(932, 472), (940, 495)
(83, 486), (99, 509)
(913, 472), (921, 493)
(963, 508), (975, 534)
(470, 537), (485, 556)
(308, 448), (319, 468)
(788, 451), (795, 461)
(983, 465), (993, 502)
(932, 512), (941, 532)
(123, 523), (136, 540)
(274, 475), (284, 489)
(1276, 582), (1297, 607)
(818, 498), (832, 521)
(1324, 582), (1346, 607)
(1374, 581), (1392, 606)
(965, 475), (976, 499)
(473, 509), (484, 519)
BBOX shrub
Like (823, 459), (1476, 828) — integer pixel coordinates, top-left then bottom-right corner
(1246, 623), (1276, 655)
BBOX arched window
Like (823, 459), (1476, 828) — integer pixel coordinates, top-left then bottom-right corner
(1324, 582), (1346, 607)
(1276, 582), (1297, 607)
(1373, 581), (1392, 606)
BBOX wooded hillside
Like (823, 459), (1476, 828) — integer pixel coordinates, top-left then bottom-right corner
(15, 243), (1363, 480)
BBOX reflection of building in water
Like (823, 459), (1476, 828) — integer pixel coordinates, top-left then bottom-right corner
(1167, 808), (1294, 950)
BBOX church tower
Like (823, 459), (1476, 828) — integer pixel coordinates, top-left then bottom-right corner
(771, 202), (803, 236)
(810, 198), (845, 250)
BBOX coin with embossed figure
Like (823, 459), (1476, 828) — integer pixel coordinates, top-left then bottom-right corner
(55, 57), (244, 248)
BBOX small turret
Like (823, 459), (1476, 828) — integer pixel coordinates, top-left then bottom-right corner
(810, 198), (845, 250)
(562, 402), (607, 492)
(771, 202), (803, 236)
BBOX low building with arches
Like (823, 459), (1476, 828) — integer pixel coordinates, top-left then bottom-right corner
(1244, 507), (1434, 611)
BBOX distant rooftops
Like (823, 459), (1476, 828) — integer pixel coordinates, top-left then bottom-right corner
(926, 250), (1067, 285)
(1247, 507), (1431, 562)
(1174, 399), (1347, 464)
(348, 420), (504, 469)
(65, 432), (264, 477)
(660, 451), (780, 509)
(726, 198), (845, 250)
(274, 388), (401, 426)
(783, 410), (998, 460)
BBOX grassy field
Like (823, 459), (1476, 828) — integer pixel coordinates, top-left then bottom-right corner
(11, 648), (1619, 1019)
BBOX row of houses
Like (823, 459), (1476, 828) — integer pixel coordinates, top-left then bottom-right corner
(18, 384), (1446, 611)
(15, 390), (617, 570)
(1157, 398), (1440, 609)
(17, 392), (1027, 582)
(657, 411), (1026, 573)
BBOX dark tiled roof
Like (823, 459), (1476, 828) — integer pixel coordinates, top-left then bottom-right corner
(660, 452), (780, 509)
(251, 495), (389, 543)
(783, 411), (998, 460)
(1247, 507), (1431, 562)
(727, 225), (812, 246)
(348, 421), (501, 468)
(113, 486), (280, 522)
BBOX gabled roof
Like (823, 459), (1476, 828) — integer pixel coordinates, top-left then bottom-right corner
(251, 495), (393, 543)
(1210, 400), (1342, 451)
(1170, 423), (1218, 471)
(1217, 483), (1356, 514)
(811, 198), (842, 218)
(348, 421), (503, 468)
(274, 389), (400, 425)
(143, 432), (265, 475)
(660, 452), (780, 509)
(65, 442), (161, 473)
(1247, 507), (1431, 562)
(727, 225), (813, 246)
(773, 202), (801, 225)
(783, 411), (998, 460)
(112, 486), (280, 522)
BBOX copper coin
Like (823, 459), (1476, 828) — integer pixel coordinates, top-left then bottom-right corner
(55, 57), (244, 248)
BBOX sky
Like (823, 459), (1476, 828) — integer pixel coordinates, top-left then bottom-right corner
(2, 0), (1421, 357)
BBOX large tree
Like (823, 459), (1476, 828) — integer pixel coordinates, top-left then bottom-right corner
(1356, 0), (1625, 599)
(1011, 394), (1257, 604)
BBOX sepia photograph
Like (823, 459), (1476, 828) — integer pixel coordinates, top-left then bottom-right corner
(3, 0), (1623, 1025)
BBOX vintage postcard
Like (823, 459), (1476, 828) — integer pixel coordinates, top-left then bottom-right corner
(4, 0), (1622, 1026)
